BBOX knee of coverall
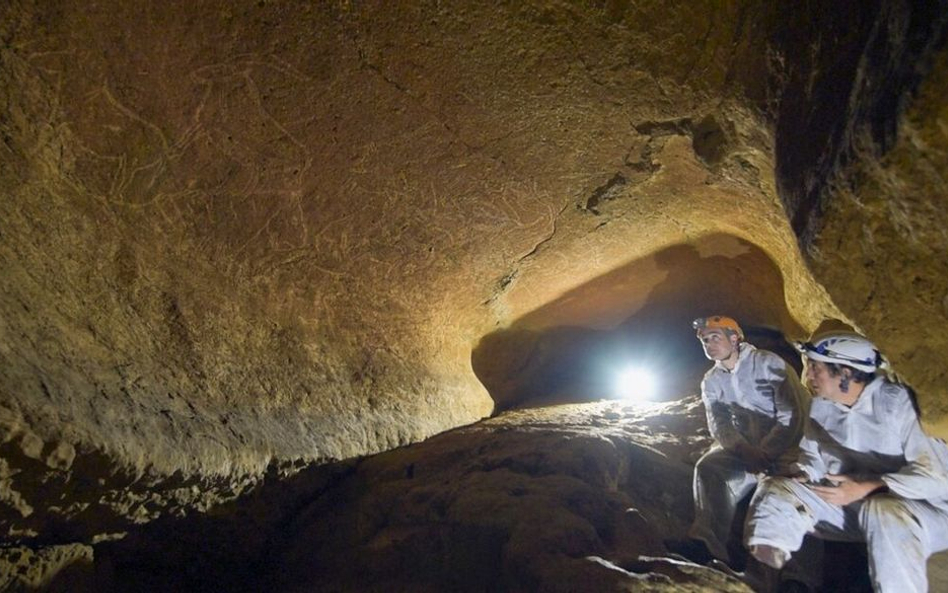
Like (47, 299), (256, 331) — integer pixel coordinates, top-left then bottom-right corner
(746, 476), (816, 534)
(695, 448), (745, 475)
(696, 448), (756, 496)
(858, 495), (925, 545)
(753, 476), (797, 500)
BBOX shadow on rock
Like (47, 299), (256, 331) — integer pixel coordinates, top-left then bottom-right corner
(473, 234), (805, 412)
(49, 398), (750, 592)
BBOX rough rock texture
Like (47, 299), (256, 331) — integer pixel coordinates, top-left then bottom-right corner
(0, 543), (93, 592)
(769, 0), (948, 429)
(61, 398), (944, 592)
(799, 51), (948, 429)
(86, 399), (756, 592)
(271, 399), (716, 593)
(0, 0), (847, 546)
(1, 0), (947, 587)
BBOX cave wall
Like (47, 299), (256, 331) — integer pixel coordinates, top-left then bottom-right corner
(770, 0), (948, 427)
(1, 0), (946, 554)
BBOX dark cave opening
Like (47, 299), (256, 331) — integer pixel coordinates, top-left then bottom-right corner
(473, 234), (805, 412)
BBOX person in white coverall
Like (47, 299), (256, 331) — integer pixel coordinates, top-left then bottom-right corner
(744, 332), (948, 593)
(680, 316), (810, 567)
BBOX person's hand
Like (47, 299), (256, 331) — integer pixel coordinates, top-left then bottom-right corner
(810, 474), (885, 506)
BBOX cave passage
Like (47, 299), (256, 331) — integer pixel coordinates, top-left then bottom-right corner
(473, 234), (805, 411)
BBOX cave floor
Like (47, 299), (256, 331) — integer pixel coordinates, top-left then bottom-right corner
(32, 397), (948, 592)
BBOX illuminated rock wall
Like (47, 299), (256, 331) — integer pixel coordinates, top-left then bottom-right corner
(0, 0), (945, 560)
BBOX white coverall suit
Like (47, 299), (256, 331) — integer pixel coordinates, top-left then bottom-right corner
(745, 376), (948, 593)
(690, 343), (810, 562)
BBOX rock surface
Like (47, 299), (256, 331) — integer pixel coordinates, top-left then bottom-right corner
(87, 398), (755, 592)
(27, 396), (948, 592)
(1, 0), (947, 587)
(0, 543), (93, 592)
(770, 0), (948, 427)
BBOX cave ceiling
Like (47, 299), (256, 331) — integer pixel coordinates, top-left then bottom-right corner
(2, 0), (948, 545)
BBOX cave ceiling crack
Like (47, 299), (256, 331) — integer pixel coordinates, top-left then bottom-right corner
(517, 201), (571, 264)
(479, 200), (571, 308)
(579, 123), (685, 216)
(580, 172), (628, 215)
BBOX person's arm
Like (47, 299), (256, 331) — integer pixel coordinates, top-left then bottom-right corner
(815, 387), (948, 506)
(791, 429), (826, 481)
(702, 378), (749, 450)
(879, 393), (948, 500)
(759, 362), (809, 460)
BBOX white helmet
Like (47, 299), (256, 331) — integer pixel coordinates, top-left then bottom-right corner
(795, 333), (883, 373)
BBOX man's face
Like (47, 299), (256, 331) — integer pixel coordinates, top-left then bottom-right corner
(804, 359), (842, 399)
(697, 328), (738, 361)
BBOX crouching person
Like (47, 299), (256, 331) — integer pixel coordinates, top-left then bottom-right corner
(745, 332), (948, 593)
(673, 316), (810, 568)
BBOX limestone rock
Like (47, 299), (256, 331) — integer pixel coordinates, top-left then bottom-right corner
(0, 0), (946, 582)
(96, 398), (753, 592)
(0, 543), (93, 592)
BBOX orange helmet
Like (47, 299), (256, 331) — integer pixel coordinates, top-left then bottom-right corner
(692, 315), (744, 340)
